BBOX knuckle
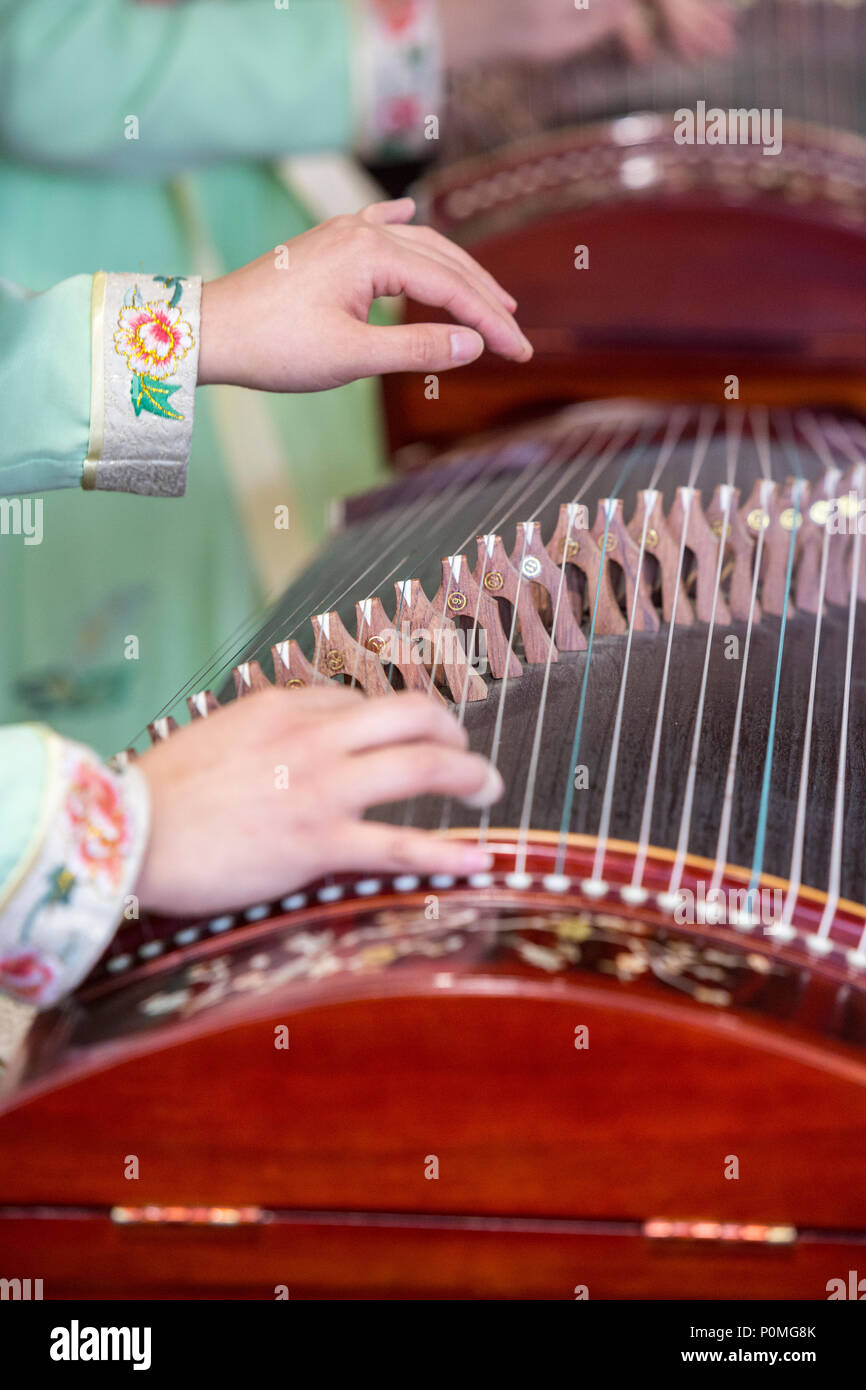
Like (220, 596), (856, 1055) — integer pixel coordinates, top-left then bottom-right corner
(383, 831), (425, 872)
(252, 686), (290, 724)
(408, 329), (440, 368)
(411, 745), (443, 784)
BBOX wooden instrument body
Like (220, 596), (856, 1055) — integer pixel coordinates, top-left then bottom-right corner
(2, 832), (865, 1299)
(383, 119), (866, 455)
(3, 125), (866, 1302)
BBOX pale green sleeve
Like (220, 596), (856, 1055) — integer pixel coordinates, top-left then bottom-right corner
(0, 275), (91, 494)
(0, 0), (354, 176)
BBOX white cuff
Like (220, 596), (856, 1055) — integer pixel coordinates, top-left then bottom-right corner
(349, 0), (443, 161)
(83, 271), (201, 497)
(0, 732), (150, 1010)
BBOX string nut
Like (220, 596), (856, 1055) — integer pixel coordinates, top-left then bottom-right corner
(620, 884), (649, 906)
(543, 874), (571, 894)
(804, 934), (834, 957)
(355, 878), (383, 896)
(581, 878), (609, 900)
(763, 922), (796, 943)
(505, 872), (532, 891)
(280, 893), (307, 912)
(656, 891), (681, 915)
(317, 885), (344, 904)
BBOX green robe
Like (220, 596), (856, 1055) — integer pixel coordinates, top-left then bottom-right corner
(0, 0), (387, 756)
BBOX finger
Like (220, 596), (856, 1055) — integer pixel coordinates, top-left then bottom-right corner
(371, 247), (532, 361)
(387, 223), (518, 311)
(618, 1), (656, 64)
(392, 243), (529, 357)
(242, 682), (366, 733)
(656, 0), (735, 60)
(360, 197), (417, 227)
(269, 683), (367, 718)
(329, 690), (469, 755)
(338, 742), (504, 812)
(329, 820), (495, 878)
(339, 320), (485, 374)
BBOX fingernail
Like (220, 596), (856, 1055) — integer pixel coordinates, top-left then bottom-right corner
(516, 331), (533, 359)
(461, 762), (505, 809)
(451, 329), (483, 364)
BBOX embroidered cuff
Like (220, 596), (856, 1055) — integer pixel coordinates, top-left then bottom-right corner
(349, 0), (443, 161)
(0, 730), (150, 1010)
(83, 271), (201, 498)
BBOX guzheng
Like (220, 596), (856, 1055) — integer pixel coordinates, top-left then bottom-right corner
(3, 95), (866, 1297)
(1, 385), (865, 1298)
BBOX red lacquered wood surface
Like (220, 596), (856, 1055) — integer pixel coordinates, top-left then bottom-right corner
(1, 831), (864, 1299)
(383, 121), (866, 453)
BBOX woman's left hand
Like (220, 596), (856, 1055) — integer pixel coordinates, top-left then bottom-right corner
(197, 198), (531, 393)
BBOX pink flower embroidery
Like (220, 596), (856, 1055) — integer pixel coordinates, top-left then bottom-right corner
(0, 951), (59, 1005)
(373, 0), (417, 36)
(65, 762), (131, 891)
(114, 301), (194, 380)
(380, 96), (422, 134)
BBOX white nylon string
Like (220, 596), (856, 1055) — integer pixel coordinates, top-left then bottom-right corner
(823, 463), (863, 943)
(626, 412), (716, 896)
(663, 484), (734, 901)
(709, 478), (772, 895)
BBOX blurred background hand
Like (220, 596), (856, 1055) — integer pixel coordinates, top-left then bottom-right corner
(438, 0), (736, 71)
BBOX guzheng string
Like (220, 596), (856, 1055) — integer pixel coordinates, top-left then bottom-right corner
(387, 420), (601, 700)
(547, 424), (659, 875)
(234, 412), (597, 691)
(432, 416), (650, 837)
(816, 440), (863, 944)
(663, 459), (737, 904)
(132, 426), (506, 738)
(707, 473), (771, 900)
(584, 407), (706, 890)
(625, 409), (722, 896)
(777, 426), (833, 930)
(743, 453), (806, 910)
(478, 411), (661, 856)
(507, 412), (690, 872)
(489, 418), (649, 861)
(400, 419), (626, 829)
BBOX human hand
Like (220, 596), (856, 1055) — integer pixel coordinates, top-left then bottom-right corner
(438, 0), (736, 71)
(197, 197), (531, 392)
(134, 686), (502, 917)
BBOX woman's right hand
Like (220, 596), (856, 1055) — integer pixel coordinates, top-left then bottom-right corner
(135, 686), (503, 917)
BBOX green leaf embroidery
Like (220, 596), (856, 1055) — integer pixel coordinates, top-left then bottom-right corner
(154, 275), (185, 308)
(131, 373), (184, 421)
